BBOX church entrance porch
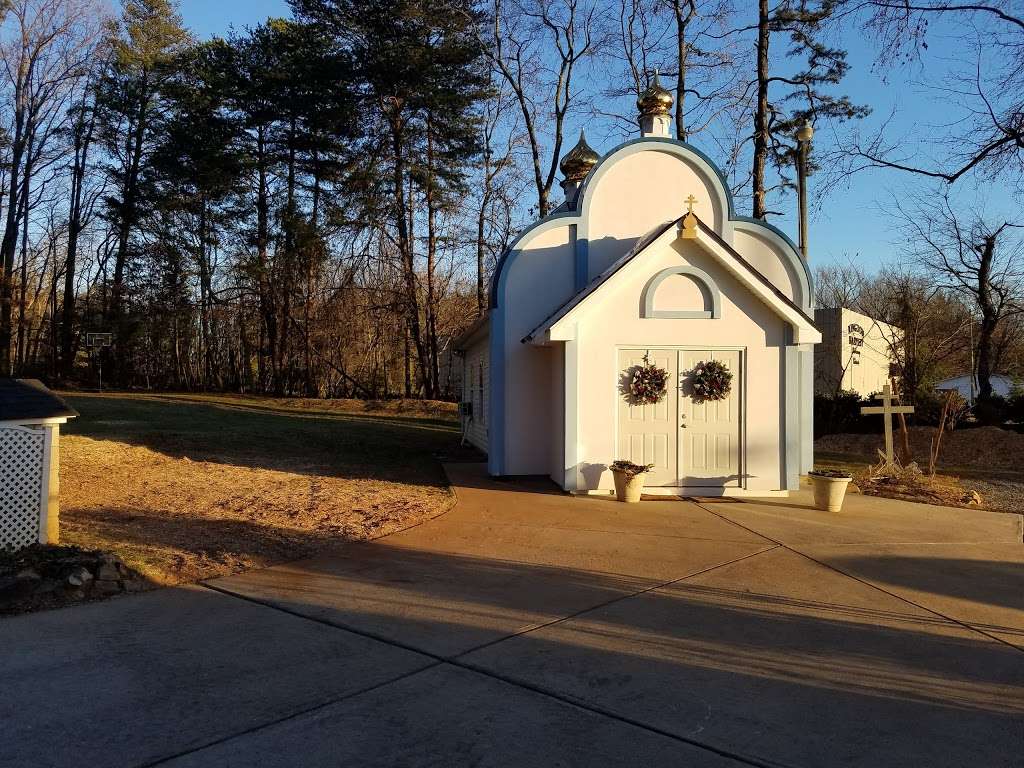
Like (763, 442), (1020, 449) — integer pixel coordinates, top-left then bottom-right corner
(616, 347), (742, 491)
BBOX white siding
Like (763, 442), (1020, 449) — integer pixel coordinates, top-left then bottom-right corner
(814, 307), (899, 397)
(462, 339), (489, 453)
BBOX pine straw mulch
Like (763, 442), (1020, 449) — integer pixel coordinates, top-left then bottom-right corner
(852, 456), (985, 510)
(817, 425), (1024, 514)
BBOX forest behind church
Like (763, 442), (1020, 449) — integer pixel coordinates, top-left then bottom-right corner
(0, 0), (1021, 403)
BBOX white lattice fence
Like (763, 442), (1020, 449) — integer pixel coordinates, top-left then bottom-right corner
(1, 425), (46, 550)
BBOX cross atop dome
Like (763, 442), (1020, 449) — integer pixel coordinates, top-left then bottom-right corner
(559, 129), (601, 204)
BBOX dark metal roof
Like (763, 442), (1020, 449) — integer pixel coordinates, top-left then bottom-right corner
(696, 219), (817, 327)
(453, 314), (490, 351)
(522, 219), (677, 343)
(0, 379), (78, 421)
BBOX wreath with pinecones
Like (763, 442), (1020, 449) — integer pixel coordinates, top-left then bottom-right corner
(690, 359), (733, 401)
(627, 355), (669, 405)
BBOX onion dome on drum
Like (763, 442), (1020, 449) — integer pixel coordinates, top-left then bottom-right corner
(559, 129), (600, 183)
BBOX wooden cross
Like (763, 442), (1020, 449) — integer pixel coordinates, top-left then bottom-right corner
(860, 383), (915, 466)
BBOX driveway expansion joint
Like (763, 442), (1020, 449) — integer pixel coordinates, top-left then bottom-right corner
(694, 501), (1024, 655)
(449, 544), (780, 660)
(193, 545), (789, 768)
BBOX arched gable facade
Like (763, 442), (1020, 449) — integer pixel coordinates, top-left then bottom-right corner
(482, 136), (817, 492)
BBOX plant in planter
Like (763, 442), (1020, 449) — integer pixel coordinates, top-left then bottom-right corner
(808, 468), (853, 512)
(609, 460), (654, 503)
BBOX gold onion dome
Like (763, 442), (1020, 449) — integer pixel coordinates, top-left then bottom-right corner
(637, 70), (673, 116)
(559, 129), (600, 183)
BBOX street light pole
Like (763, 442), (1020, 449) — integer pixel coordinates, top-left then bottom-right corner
(796, 121), (813, 260)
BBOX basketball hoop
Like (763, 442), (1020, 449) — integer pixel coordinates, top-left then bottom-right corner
(86, 332), (112, 349)
(86, 332), (113, 390)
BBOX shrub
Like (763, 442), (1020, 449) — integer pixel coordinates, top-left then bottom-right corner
(1008, 385), (1024, 424)
(974, 394), (1008, 426)
(814, 390), (869, 438)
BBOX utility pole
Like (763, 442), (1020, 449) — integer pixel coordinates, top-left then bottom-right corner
(796, 121), (813, 260)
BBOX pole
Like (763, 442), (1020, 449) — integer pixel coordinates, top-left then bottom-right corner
(796, 121), (813, 261)
(969, 317), (976, 404)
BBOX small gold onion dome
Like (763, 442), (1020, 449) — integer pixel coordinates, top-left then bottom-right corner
(637, 70), (673, 117)
(559, 129), (600, 183)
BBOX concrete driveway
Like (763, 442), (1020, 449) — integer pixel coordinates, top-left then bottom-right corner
(4, 464), (1023, 768)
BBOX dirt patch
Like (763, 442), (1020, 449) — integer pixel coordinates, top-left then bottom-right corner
(816, 425), (1024, 472)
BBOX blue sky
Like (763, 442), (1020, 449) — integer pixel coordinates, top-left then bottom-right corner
(175, 0), (1015, 274)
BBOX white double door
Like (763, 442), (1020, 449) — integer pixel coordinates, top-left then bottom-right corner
(617, 348), (741, 487)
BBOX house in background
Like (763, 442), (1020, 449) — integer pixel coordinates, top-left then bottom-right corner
(814, 307), (900, 397)
(456, 75), (819, 496)
(936, 373), (1016, 404)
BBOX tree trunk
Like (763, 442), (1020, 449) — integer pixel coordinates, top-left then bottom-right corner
(62, 101), (94, 378)
(0, 82), (27, 376)
(975, 234), (997, 401)
(672, 0), (693, 140)
(111, 84), (151, 383)
(752, 0), (770, 219)
(476, 197), (488, 316)
(390, 113), (431, 398)
(15, 125), (36, 373)
(425, 122), (440, 398)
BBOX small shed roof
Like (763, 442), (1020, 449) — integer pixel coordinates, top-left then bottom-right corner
(0, 379), (78, 422)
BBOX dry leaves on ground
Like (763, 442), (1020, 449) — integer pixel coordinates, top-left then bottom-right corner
(61, 435), (454, 585)
(816, 426), (1024, 472)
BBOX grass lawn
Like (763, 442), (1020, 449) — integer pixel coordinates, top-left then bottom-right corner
(58, 392), (466, 585)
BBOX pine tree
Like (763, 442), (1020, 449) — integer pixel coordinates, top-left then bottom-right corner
(96, 0), (191, 381)
(751, 0), (868, 219)
(291, 0), (489, 397)
(148, 41), (245, 388)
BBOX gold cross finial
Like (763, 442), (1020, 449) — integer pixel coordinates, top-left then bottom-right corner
(681, 195), (698, 239)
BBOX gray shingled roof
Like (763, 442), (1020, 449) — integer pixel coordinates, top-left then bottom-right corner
(0, 379), (78, 421)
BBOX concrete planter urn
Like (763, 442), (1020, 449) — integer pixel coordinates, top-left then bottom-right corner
(809, 470), (853, 513)
(610, 460), (652, 503)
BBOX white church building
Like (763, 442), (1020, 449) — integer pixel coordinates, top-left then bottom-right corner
(457, 77), (820, 496)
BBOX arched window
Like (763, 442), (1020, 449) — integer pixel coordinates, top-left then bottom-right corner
(640, 266), (721, 319)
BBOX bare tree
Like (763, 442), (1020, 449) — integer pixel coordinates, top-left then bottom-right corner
(473, 76), (521, 314)
(814, 258), (867, 309)
(848, 1), (1024, 187)
(859, 265), (971, 402)
(605, 0), (742, 141)
(892, 190), (1024, 401)
(60, 61), (106, 377)
(0, 0), (104, 374)
(480, 0), (603, 217)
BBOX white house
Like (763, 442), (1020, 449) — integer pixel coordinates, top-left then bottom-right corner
(456, 76), (819, 496)
(814, 307), (899, 397)
(936, 373), (1016, 403)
